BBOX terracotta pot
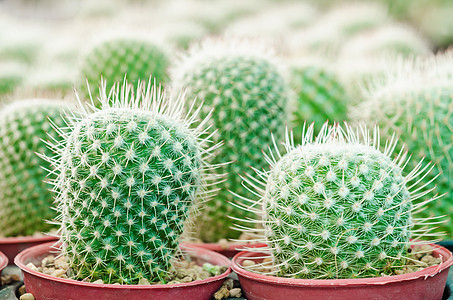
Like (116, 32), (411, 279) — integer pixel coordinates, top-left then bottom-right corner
(0, 250), (8, 275)
(15, 242), (231, 300)
(232, 243), (453, 300)
(185, 242), (264, 258)
(0, 235), (58, 265)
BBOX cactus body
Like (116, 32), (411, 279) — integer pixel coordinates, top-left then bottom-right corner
(81, 39), (169, 102)
(236, 124), (439, 279)
(49, 81), (215, 284)
(173, 39), (290, 242)
(0, 99), (67, 236)
(290, 65), (348, 136)
(355, 55), (453, 238)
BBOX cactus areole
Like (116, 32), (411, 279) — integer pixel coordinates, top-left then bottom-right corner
(48, 80), (217, 284)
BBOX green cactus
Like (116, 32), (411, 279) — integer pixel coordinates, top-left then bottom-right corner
(354, 54), (453, 238)
(47, 80), (217, 284)
(236, 123), (439, 279)
(172, 39), (291, 242)
(0, 99), (67, 236)
(290, 65), (348, 137)
(80, 38), (169, 103)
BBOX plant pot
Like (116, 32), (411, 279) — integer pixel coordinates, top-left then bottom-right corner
(0, 235), (59, 265)
(232, 243), (453, 300)
(15, 242), (231, 300)
(0, 250), (8, 275)
(185, 242), (264, 258)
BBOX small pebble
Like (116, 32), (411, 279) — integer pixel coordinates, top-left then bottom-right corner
(229, 288), (242, 298)
(224, 278), (234, 290)
(26, 263), (38, 271)
(213, 285), (229, 300)
(218, 238), (229, 250)
(51, 269), (67, 278)
(138, 278), (150, 285)
(18, 285), (26, 296)
(93, 279), (104, 284)
(20, 293), (35, 300)
(242, 260), (255, 267)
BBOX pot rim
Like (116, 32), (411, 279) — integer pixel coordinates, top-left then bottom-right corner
(0, 235), (58, 245)
(231, 243), (453, 287)
(15, 242), (231, 289)
(185, 242), (265, 252)
(0, 250), (8, 271)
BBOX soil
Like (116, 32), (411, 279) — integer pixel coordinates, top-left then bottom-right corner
(25, 254), (228, 285)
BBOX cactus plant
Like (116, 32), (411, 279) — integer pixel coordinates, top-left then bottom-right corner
(236, 123), (440, 279)
(172, 38), (291, 242)
(353, 53), (453, 238)
(80, 38), (170, 103)
(46, 79), (218, 284)
(290, 63), (348, 137)
(0, 99), (68, 236)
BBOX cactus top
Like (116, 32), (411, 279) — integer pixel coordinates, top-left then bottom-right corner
(47, 80), (219, 284)
(236, 123), (440, 279)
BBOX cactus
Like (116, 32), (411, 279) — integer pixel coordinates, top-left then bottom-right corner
(236, 123), (439, 279)
(353, 53), (453, 238)
(46, 80), (218, 284)
(290, 64), (348, 137)
(172, 38), (291, 242)
(0, 99), (67, 236)
(80, 38), (169, 103)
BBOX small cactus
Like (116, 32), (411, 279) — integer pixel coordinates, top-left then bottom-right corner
(46, 79), (218, 284)
(236, 123), (440, 279)
(0, 99), (68, 236)
(172, 38), (291, 242)
(354, 52), (453, 238)
(80, 38), (169, 103)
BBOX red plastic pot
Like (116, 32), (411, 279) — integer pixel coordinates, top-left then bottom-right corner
(232, 243), (453, 300)
(15, 242), (231, 300)
(185, 242), (264, 258)
(0, 235), (58, 265)
(0, 250), (8, 275)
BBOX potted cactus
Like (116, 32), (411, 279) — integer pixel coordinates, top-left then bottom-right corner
(14, 80), (231, 299)
(231, 123), (452, 300)
(0, 99), (68, 263)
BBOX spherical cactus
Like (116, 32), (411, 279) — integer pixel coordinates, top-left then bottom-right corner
(0, 99), (68, 236)
(80, 38), (170, 103)
(236, 123), (440, 279)
(46, 80), (217, 284)
(172, 38), (291, 242)
(290, 63), (348, 136)
(353, 53), (453, 238)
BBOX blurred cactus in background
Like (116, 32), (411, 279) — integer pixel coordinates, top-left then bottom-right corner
(172, 38), (291, 242)
(0, 99), (67, 236)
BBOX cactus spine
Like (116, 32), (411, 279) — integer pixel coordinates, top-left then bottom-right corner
(236, 123), (440, 279)
(0, 99), (67, 236)
(172, 38), (291, 242)
(46, 80), (218, 284)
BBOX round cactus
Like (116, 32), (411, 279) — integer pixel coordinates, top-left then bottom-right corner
(80, 38), (169, 103)
(46, 80), (217, 284)
(354, 53), (453, 238)
(172, 38), (291, 242)
(0, 99), (68, 236)
(236, 123), (439, 279)
(290, 64), (348, 136)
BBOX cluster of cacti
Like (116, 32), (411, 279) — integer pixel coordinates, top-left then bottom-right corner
(0, 99), (67, 236)
(237, 123), (438, 279)
(290, 64), (348, 137)
(172, 39), (291, 242)
(354, 53), (453, 238)
(46, 80), (217, 284)
(80, 38), (169, 103)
